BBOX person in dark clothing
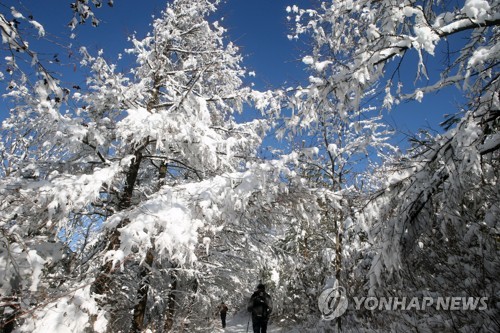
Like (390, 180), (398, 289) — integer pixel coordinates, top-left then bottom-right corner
(218, 301), (228, 328)
(247, 283), (272, 333)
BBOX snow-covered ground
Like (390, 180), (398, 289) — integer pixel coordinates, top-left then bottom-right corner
(212, 312), (287, 333)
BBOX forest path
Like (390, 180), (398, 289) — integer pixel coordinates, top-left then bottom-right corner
(213, 312), (285, 333)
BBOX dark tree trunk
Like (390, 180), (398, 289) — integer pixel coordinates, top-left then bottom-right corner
(130, 249), (155, 333)
(93, 151), (143, 295)
(163, 265), (178, 332)
(90, 151), (143, 333)
(129, 158), (169, 332)
(335, 212), (343, 332)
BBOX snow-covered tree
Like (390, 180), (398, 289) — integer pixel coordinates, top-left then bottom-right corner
(1, 2), (119, 331)
(287, 0), (499, 331)
(1, 0), (498, 332)
(0, 0), (285, 331)
(259, 2), (400, 329)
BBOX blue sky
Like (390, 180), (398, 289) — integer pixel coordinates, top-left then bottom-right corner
(10, 0), (308, 88)
(1, 0), (461, 145)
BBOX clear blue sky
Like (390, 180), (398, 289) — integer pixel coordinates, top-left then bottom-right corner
(12, 0), (309, 89)
(2, 0), (461, 143)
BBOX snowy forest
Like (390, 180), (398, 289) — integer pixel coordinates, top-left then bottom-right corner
(0, 0), (498, 332)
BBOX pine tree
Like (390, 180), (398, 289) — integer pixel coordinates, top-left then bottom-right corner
(0, 0), (275, 331)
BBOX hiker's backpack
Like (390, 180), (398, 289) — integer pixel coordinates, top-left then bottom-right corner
(251, 291), (268, 317)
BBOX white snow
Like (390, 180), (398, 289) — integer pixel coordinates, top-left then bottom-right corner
(212, 312), (285, 333)
(314, 60), (331, 72)
(302, 55), (314, 65)
(29, 20), (45, 37)
(26, 250), (45, 292)
(415, 89), (424, 102)
(462, 0), (491, 23)
(10, 7), (24, 19)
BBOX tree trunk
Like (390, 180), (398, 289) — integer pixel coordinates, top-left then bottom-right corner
(130, 158), (166, 332)
(91, 151), (143, 333)
(163, 265), (178, 332)
(93, 151), (143, 295)
(335, 211), (343, 332)
(130, 249), (155, 333)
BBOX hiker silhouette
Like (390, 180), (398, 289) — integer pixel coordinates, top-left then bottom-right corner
(218, 301), (228, 328)
(247, 284), (272, 333)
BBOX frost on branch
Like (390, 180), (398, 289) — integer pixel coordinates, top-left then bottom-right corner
(290, 0), (499, 110)
(0, 0), (289, 331)
(286, 0), (499, 331)
(69, 0), (116, 29)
